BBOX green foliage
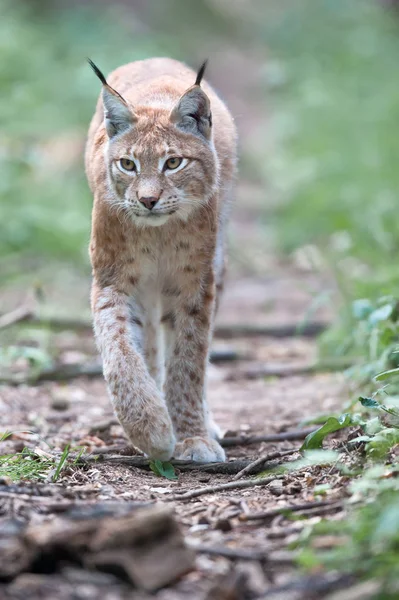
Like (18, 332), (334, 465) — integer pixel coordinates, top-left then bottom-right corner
(52, 444), (71, 482)
(263, 0), (399, 300)
(0, 448), (54, 482)
(300, 414), (354, 450)
(149, 460), (178, 480)
(0, 0), (165, 275)
(321, 296), (399, 380)
(0, 440), (82, 482)
(295, 365), (399, 592)
(0, 344), (52, 380)
(360, 396), (399, 419)
(296, 468), (399, 598)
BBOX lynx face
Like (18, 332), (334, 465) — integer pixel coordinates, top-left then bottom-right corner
(106, 114), (217, 227)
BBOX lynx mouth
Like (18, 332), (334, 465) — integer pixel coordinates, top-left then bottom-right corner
(133, 212), (175, 227)
(133, 210), (177, 218)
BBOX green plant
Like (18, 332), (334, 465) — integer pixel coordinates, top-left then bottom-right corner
(296, 468), (399, 598)
(294, 339), (399, 595)
(300, 414), (355, 450)
(262, 0), (399, 302)
(0, 448), (56, 482)
(149, 460), (178, 480)
(0, 442), (83, 483)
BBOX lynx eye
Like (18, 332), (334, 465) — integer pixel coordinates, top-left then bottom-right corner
(119, 158), (136, 172)
(165, 157), (183, 171)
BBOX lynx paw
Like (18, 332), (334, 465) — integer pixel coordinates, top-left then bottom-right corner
(174, 437), (225, 462)
(117, 400), (176, 461)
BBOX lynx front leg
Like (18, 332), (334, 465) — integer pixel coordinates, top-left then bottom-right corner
(165, 271), (225, 462)
(92, 279), (175, 460)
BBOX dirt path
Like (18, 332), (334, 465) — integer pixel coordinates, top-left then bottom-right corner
(0, 188), (350, 599)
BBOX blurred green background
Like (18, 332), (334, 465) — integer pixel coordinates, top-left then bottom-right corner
(1, 0), (399, 309)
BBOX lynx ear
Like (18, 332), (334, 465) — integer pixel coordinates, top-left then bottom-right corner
(87, 59), (135, 138)
(170, 61), (212, 140)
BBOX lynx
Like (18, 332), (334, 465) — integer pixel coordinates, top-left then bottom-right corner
(85, 57), (237, 462)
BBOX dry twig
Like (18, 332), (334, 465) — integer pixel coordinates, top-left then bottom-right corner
(239, 499), (346, 522)
(0, 305), (34, 330)
(214, 321), (328, 339)
(225, 358), (354, 381)
(0, 348), (244, 386)
(169, 474), (285, 501)
(187, 541), (295, 565)
(83, 455), (267, 475)
(221, 427), (317, 447)
(0, 310), (329, 338)
(233, 448), (299, 480)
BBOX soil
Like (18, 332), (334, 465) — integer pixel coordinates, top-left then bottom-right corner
(0, 188), (352, 600)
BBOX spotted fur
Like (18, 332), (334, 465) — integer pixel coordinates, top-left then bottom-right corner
(86, 57), (237, 462)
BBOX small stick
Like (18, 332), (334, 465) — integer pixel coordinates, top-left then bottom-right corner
(233, 448), (299, 480)
(225, 359), (354, 381)
(221, 427), (317, 448)
(0, 349), (244, 386)
(0, 311), (329, 338)
(83, 455), (263, 475)
(187, 541), (295, 565)
(89, 444), (132, 455)
(214, 321), (328, 339)
(239, 499), (346, 522)
(0, 305), (34, 330)
(259, 573), (356, 599)
(0, 491), (98, 504)
(169, 474), (285, 501)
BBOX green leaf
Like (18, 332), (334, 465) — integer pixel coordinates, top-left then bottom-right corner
(52, 445), (70, 482)
(149, 459), (163, 477)
(368, 304), (393, 326)
(366, 429), (399, 460)
(352, 298), (373, 320)
(360, 396), (381, 409)
(160, 462), (178, 480)
(374, 368), (399, 381)
(359, 396), (399, 419)
(300, 414), (353, 450)
(149, 460), (178, 480)
(364, 417), (383, 436)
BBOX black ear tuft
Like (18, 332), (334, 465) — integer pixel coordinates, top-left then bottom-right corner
(87, 58), (108, 86)
(195, 60), (208, 86)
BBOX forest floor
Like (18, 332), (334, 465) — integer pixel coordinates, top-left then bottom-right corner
(0, 184), (354, 600)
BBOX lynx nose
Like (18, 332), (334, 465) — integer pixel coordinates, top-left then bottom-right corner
(138, 196), (160, 210)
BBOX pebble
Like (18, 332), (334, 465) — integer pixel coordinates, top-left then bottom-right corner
(269, 480), (284, 496)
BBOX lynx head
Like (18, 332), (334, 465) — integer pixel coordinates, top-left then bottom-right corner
(88, 59), (217, 227)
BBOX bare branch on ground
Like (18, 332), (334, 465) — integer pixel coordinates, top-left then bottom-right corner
(169, 474), (285, 501)
(187, 541), (295, 564)
(239, 499), (347, 522)
(225, 358), (354, 381)
(220, 427), (317, 447)
(233, 448), (299, 479)
(0, 309), (329, 338)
